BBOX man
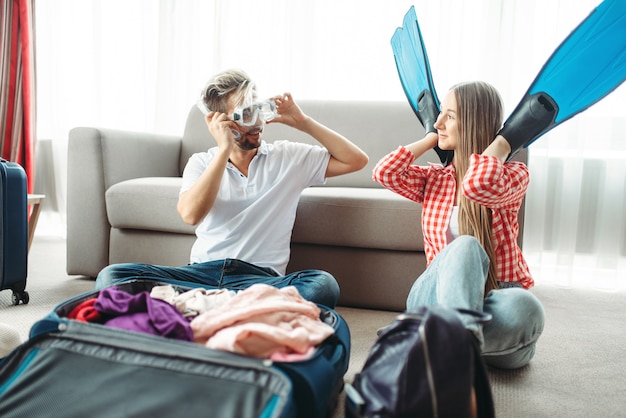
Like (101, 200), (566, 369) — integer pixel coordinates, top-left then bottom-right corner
(95, 69), (369, 308)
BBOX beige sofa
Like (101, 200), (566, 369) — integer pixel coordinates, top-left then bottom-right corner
(67, 101), (527, 312)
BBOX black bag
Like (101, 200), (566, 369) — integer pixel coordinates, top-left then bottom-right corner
(345, 305), (495, 418)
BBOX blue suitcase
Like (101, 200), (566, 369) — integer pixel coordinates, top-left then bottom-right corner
(0, 159), (29, 305)
(0, 278), (350, 417)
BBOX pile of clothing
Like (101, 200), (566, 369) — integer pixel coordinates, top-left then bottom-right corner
(66, 283), (334, 361)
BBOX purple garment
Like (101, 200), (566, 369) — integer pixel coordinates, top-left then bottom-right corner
(94, 287), (193, 342)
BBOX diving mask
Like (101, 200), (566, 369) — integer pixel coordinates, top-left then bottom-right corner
(232, 100), (277, 126)
(196, 98), (277, 127)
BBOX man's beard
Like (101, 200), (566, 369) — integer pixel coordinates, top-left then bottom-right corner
(235, 127), (263, 151)
(236, 138), (261, 151)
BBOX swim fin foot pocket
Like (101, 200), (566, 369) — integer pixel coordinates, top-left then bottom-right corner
(434, 146), (454, 166)
(416, 90), (438, 134)
(498, 92), (558, 159)
(415, 89), (454, 166)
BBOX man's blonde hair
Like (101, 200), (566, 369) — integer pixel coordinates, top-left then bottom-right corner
(200, 69), (257, 113)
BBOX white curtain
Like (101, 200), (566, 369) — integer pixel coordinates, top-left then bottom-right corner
(35, 0), (625, 288)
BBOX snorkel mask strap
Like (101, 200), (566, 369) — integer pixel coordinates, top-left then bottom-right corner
(196, 98), (211, 116)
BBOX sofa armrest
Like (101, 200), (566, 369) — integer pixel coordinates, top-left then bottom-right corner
(67, 127), (182, 277)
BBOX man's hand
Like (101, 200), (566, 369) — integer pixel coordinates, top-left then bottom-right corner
(205, 111), (238, 152)
(268, 93), (308, 128)
(267, 92), (368, 178)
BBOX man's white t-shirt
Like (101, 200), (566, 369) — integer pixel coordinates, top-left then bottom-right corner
(180, 140), (331, 275)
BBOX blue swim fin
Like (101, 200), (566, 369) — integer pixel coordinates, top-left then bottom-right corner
(391, 6), (453, 165)
(500, 0), (626, 157)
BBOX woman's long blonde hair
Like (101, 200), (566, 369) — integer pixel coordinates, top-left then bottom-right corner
(451, 81), (504, 295)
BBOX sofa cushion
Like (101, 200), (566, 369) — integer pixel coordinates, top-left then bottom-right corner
(106, 177), (194, 234)
(107, 179), (424, 252)
(293, 187), (423, 251)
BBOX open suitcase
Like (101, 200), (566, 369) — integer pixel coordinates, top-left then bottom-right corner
(0, 278), (350, 417)
(0, 159), (29, 305)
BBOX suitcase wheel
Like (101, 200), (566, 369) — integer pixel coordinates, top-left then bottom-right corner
(11, 290), (29, 305)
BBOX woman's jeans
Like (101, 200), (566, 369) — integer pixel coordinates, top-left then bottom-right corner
(406, 235), (545, 369)
(95, 259), (340, 308)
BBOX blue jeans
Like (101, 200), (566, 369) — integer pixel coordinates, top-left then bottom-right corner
(406, 235), (545, 369)
(95, 259), (340, 308)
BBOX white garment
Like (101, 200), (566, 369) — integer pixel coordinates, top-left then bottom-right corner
(446, 206), (460, 244)
(181, 140), (330, 274)
(150, 285), (236, 317)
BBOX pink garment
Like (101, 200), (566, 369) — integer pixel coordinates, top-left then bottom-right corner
(269, 346), (316, 362)
(190, 284), (334, 359)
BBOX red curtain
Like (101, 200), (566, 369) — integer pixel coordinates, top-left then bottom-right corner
(1, 0), (36, 193)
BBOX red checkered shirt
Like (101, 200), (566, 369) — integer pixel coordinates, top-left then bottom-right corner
(373, 146), (533, 288)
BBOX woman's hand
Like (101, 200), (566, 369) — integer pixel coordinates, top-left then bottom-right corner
(483, 135), (512, 162)
(424, 131), (439, 148)
(405, 131), (440, 160)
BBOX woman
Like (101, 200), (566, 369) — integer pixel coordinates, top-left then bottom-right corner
(373, 81), (544, 369)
